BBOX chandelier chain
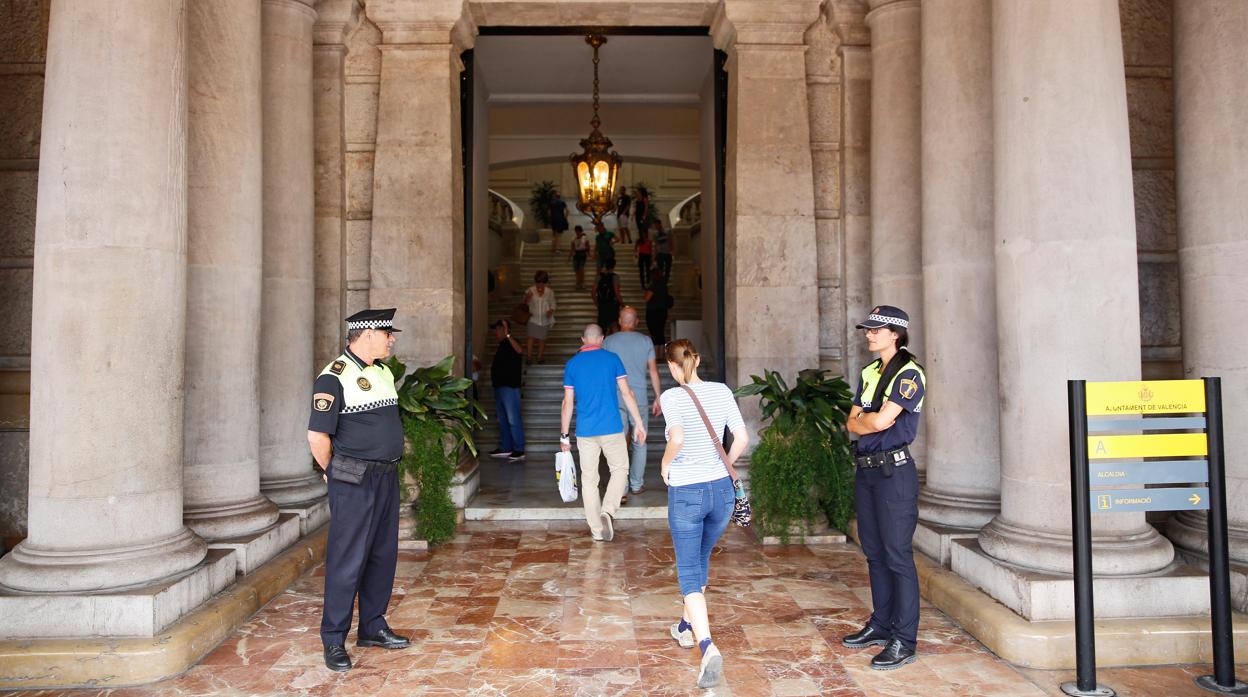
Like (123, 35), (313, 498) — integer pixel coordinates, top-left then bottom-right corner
(590, 37), (601, 129)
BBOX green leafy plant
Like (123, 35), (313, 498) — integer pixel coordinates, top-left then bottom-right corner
(389, 355), (486, 545)
(528, 180), (558, 229)
(735, 369), (856, 540)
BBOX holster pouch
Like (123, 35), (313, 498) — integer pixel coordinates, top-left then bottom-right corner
(330, 456), (367, 485)
(880, 459), (895, 478)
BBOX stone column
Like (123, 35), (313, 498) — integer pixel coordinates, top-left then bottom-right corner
(366, 1), (474, 369)
(973, 0), (1173, 576)
(183, 0), (280, 540)
(259, 0), (326, 505)
(865, 0), (922, 358)
(1168, 0), (1248, 576)
(830, 1), (874, 377)
(713, 0), (823, 434)
(0, 0), (206, 592)
(915, 0), (1000, 542)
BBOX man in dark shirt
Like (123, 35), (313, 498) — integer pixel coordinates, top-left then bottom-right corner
(487, 319), (526, 460)
(308, 308), (410, 672)
(550, 191), (569, 253)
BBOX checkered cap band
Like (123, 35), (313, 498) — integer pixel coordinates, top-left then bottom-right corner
(341, 398), (398, 414)
(867, 313), (909, 329)
(347, 319), (393, 330)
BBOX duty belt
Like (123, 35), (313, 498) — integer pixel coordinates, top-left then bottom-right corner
(854, 447), (911, 469)
(331, 452), (400, 472)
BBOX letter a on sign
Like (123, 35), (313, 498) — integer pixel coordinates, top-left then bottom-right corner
(1095, 440), (1107, 455)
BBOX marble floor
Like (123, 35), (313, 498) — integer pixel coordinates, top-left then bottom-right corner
(15, 521), (1240, 696)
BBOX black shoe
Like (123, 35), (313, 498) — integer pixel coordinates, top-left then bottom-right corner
(870, 639), (916, 670)
(323, 644), (352, 672)
(488, 448), (512, 458)
(841, 624), (891, 648)
(357, 627), (411, 649)
(508, 450), (526, 460)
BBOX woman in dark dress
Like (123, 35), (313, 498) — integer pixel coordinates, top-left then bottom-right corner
(645, 268), (673, 346)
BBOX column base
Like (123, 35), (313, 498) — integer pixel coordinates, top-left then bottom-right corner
(979, 515), (1175, 576)
(260, 471), (327, 506)
(950, 537), (1208, 621)
(0, 549), (235, 639)
(917, 486), (999, 530)
(914, 520), (980, 567)
(279, 497), (331, 536)
(184, 493), (281, 541)
(207, 513), (301, 575)
(1170, 514), (1248, 612)
(0, 526), (207, 593)
(451, 451), (480, 508)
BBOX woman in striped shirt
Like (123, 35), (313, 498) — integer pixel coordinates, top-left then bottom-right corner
(658, 339), (749, 689)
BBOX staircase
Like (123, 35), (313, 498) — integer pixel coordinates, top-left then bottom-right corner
(466, 230), (710, 519)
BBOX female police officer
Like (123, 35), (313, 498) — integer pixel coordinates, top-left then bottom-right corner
(840, 305), (925, 670)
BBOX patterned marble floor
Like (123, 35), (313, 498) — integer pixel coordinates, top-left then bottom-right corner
(16, 521), (1239, 696)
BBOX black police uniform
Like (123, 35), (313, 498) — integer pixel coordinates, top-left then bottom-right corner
(310, 338), (404, 649)
(852, 353), (925, 651)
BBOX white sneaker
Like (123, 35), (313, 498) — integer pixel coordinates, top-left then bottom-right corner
(670, 622), (695, 648)
(600, 512), (614, 542)
(697, 644), (723, 688)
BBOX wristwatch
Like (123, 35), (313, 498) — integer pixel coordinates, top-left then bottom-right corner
(559, 432), (571, 444)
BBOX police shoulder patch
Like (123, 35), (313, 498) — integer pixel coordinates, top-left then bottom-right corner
(330, 360), (346, 375)
(898, 378), (919, 401)
(313, 393), (335, 412)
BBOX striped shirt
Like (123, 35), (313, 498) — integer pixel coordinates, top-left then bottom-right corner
(660, 382), (745, 486)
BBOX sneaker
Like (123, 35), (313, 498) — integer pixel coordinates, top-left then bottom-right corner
(508, 451), (526, 461)
(670, 622), (695, 648)
(619, 495), (628, 506)
(696, 644), (723, 688)
(600, 512), (614, 542)
(631, 486), (646, 495)
(488, 449), (512, 459)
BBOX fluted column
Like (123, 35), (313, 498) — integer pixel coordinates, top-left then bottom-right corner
(1167, 0), (1248, 572)
(0, 0), (206, 591)
(183, 0), (280, 539)
(976, 0), (1172, 575)
(865, 0), (922, 358)
(259, 0), (325, 504)
(916, 0), (999, 530)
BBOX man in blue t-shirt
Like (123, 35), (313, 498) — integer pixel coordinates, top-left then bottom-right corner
(561, 323), (647, 541)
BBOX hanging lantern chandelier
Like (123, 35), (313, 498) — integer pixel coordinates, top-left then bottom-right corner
(570, 34), (622, 225)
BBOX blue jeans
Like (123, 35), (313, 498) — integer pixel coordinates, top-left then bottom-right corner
(667, 476), (734, 596)
(618, 401), (649, 492)
(854, 458), (920, 648)
(494, 386), (525, 452)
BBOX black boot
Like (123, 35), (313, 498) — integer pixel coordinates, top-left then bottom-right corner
(323, 644), (352, 672)
(841, 624), (891, 648)
(870, 639), (917, 670)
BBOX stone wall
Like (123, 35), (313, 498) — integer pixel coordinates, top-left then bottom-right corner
(0, 0), (48, 544)
(1122, 0), (1180, 380)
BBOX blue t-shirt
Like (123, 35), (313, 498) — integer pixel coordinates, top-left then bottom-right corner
(853, 360), (925, 454)
(563, 346), (628, 437)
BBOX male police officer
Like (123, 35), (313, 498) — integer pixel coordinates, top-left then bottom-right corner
(308, 308), (410, 672)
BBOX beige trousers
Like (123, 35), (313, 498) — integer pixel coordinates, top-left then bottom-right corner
(576, 430), (630, 536)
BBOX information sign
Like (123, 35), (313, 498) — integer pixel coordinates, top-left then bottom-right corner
(1090, 460), (1209, 486)
(1087, 433), (1207, 460)
(1091, 487), (1209, 513)
(1084, 380), (1205, 416)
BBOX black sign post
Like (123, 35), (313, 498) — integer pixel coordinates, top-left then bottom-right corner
(1196, 377), (1248, 695)
(1063, 380), (1115, 697)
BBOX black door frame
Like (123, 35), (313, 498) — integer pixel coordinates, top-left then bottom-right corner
(461, 29), (728, 379)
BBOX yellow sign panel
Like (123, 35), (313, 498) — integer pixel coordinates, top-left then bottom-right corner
(1088, 433), (1208, 460)
(1085, 380), (1205, 416)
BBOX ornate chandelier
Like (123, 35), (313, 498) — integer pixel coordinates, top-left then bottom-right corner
(570, 34), (622, 225)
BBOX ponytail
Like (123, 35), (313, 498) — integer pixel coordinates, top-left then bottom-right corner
(871, 328), (922, 408)
(665, 339), (701, 384)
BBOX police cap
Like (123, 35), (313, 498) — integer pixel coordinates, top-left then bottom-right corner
(855, 305), (909, 330)
(346, 308), (402, 332)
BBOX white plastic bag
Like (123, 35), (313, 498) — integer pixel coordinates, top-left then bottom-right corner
(555, 451), (578, 503)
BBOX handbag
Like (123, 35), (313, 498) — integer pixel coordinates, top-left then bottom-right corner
(555, 451), (579, 503)
(511, 302), (532, 326)
(679, 385), (752, 528)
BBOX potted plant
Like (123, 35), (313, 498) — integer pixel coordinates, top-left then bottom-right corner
(734, 368), (856, 543)
(388, 355), (486, 545)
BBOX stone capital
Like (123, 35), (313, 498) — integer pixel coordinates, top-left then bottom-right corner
(828, 0), (870, 46)
(365, 0), (476, 50)
(313, 0), (359, 45)
(712, 0), (823, 49)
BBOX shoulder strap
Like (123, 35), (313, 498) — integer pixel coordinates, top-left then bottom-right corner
(679, 384), (741, 484)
